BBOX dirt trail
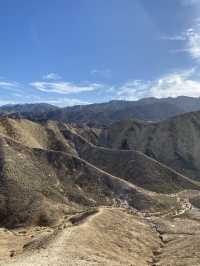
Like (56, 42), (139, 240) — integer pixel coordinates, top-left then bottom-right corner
(2, 207), (159, 266)
(1, 203), (199, 266)
(2, 209), (102, 266)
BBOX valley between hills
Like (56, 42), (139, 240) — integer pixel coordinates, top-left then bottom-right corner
(0, 98), (200, 265)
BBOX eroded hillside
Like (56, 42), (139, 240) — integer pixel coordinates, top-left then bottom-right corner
(0, 117), (199, 265)
(99, 111), (200, 181)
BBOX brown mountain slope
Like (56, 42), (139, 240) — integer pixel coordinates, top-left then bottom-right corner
(0, 131), (175, 229)
(60, 126), (200, 194)
(0, 117), (198, 194)
(0, 117), (200, 229)
(0, 118), (200, 265)
(99, 111), (200, 181)
(0, 117), (77, 154)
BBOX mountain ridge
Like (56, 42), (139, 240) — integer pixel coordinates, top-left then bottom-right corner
(3, 96), (200, 126)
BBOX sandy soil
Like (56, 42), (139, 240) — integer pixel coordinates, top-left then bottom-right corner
(0, 208), (160, 266)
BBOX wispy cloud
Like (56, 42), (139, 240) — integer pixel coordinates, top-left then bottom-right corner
(180, 0), (200, 6)
(0, 97), (89, 107)
(160, 35), (186, 41)
(185, 26), (200, 59)
(18, 97), (89, 107)
(45, 98), (90, 107)
(117, 69), (200, 100)
(162, 0), (200, 61)
(90, 68), (112, 79)
(0, 81), (21, 91)
(162, 25), (200, 60)
(30, 81), (103, 94)
(3, 69), (200, 107)
(43, 73), (62, 81)
(117, 80), (150, 100)
(159, 0), (200, 61)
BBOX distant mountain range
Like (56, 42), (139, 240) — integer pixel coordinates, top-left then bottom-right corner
(2, 96), (200, 125)
(0, 102), (58, 123)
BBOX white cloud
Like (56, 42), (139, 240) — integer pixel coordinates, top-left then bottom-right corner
(0, 81), (21, 91)
(21, 98), (89, 107)
(164, 25), (200, 60)
(3, 70), (200, 106)
(185, 26), (200, 59)
(43, 73), (62, 80)
(117, 80), (151, 100)
(45, 98), (90, 107)
(117, 69), (200, 100)
(30, 81), (103, 94)
(161, 25), (200, 60)
(160, 5), (200, 61)
(161, 35), (186, 41)
(150, 70), (200, 98)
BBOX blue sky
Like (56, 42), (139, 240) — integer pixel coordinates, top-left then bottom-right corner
(1, 0), (200, 106)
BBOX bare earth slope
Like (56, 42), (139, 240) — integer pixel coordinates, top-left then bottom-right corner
(0, 133), (171, 229)
(0, 117), (184, 229)
(0, 117), (200, 265)
(99, 111), (200, 181)
(3, 205), (200, 266)
(59, 124), (200, 194)
(0, 117), (197, 194)
(2, 208), (161, 266)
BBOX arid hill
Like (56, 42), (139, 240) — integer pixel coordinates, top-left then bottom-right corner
(0, 117), (185, 229)
(0, 117), (198, 195)
(0, 117), (200, 265)
(99, 111), (200, 181)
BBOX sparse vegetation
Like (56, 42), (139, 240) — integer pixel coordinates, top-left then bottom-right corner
(0, 115), (199, 265)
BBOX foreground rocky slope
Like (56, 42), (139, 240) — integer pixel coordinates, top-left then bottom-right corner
(2, 208), (161, 266)
(2, 203), (200, 266)
(0, 117), (199, 265)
